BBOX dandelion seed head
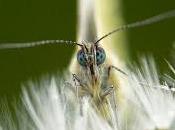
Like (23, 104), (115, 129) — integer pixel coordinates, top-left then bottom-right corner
(1, 57), (175, 130)
(125, 57), (175, 129)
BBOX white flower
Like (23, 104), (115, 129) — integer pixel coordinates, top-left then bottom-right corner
(125, 57), (175, 129)
(1, 58), (175, 130)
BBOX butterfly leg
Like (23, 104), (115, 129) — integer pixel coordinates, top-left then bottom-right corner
(72, 74), (89, 116)
(102, 86), (114, 98)
(72, 73), (83, 98)
(106, 65), (127, 106)
(111, 85), (118, 110)
(107, 65), (127, 78)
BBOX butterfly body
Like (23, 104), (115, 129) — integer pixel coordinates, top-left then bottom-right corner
(73, 42), (122, 119)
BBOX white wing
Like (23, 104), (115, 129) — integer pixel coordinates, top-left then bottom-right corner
(77, 0), (97, 43)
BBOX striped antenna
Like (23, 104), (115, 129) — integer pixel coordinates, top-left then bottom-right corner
(95, 9), (175, 44)
(0, 40), (82, 49)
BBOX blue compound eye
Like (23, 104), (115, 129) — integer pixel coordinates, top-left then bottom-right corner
(96, 47), (106, 66)
(77, 50), (87, 67)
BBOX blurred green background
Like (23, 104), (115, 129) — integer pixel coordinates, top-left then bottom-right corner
(0, 0), (174, 101)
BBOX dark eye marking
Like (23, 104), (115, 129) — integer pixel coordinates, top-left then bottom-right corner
(96, 47), (106, 66)
(96, 52), (100, 56)
(77, 50), (87, 66)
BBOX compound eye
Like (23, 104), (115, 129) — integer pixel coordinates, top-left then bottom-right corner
(77, 49), (87, 67)
(96, 47), (106, 66)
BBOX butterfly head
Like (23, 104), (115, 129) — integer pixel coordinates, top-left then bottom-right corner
(77, 42), (106, 67)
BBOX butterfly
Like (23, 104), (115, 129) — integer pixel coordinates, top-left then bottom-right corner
(0, 10), (175, 119)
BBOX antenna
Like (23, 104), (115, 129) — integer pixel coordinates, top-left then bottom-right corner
(0, 40), (82, 49)
(95, 9), (175, 44)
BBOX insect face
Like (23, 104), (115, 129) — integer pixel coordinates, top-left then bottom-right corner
(77, 43), (106, 67)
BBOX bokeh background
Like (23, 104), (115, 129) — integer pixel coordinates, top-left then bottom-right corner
(0, 0), (174, 101)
